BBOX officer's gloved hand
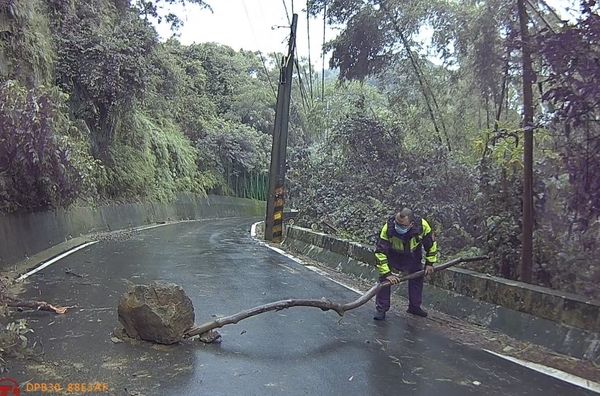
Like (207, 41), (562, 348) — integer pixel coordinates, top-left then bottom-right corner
(424, 264), (434, 276)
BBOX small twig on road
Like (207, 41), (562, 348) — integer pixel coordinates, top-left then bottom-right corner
(65, 268), (85, 278)
(1, 277), (69, 314)
(6, 298), (68, 314)
(321, 219), (339, 234)
(185, 256), (488, 340)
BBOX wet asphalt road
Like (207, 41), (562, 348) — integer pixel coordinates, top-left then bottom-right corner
(10, 218), (596, 395)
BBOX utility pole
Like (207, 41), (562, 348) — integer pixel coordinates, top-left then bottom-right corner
(265, 13), (298, 243)
(518, 0), (534, 283)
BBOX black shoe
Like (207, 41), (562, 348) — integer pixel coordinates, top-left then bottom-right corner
(407, 306), (428, 317)
(373, 310), (386, 320)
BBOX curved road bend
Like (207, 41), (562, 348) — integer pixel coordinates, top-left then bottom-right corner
(12, 218), (596, 395)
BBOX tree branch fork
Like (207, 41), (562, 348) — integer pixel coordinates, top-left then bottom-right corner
(185, 256), (488, 339)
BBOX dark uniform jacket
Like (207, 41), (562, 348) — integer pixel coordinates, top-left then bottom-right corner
(374, 216), (438, 276)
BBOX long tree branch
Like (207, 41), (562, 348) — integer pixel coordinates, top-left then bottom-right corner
(185, 255), (488, 338)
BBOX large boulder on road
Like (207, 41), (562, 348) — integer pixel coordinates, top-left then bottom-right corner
(117, 281), (195, 344)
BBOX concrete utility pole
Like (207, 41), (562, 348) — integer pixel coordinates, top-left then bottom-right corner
(265, 13), (298, 242)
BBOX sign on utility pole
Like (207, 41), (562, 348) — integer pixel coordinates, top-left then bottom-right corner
(265, 13), (298, 243)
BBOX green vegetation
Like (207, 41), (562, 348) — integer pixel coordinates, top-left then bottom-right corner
(0, 0), (271, 210)
(290, 0), (599, 299)
(0, 0), (598, 298)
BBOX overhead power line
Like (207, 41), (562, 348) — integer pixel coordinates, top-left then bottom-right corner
(241, 0), (277, 100)
(294, 52), (310, 112)
(259, 51), (277, 100)
(282, 0), (291, 23)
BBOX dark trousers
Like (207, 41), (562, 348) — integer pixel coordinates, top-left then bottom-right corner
(375, 255), (423, 312)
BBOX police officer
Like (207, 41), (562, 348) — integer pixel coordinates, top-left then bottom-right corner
(373, 208), (438, 320)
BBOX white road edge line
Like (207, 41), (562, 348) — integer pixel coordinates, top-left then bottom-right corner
(17, 241), (99, 282)
(483, 349), (600, 393)
(250, 221), (363, 295)
(304, 265), (364, 295)
(16, 221), (181, 282)
(250, 221), (259, 238)
(252, 221), (599, 391)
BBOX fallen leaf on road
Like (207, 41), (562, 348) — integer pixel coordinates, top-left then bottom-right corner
(389, 355), (403, 368)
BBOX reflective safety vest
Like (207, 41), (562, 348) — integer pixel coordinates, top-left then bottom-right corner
(374, 216), (438, 276)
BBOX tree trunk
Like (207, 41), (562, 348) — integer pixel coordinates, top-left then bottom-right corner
(378, 0), (451, 152)
(518, 0), (535, 283)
